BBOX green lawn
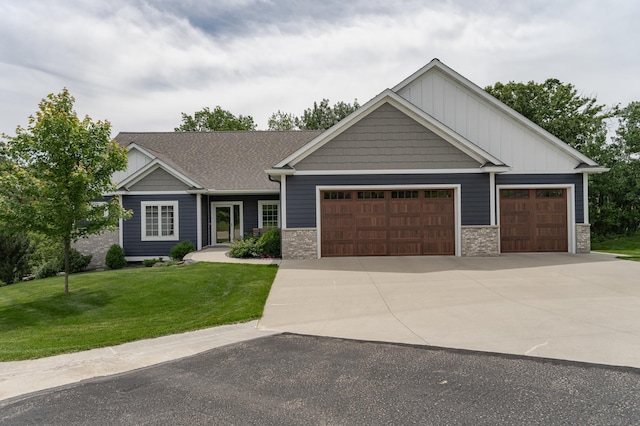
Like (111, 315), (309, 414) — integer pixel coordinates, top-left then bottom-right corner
(0, 262), (278, 361)
(592, 235), (640, 260)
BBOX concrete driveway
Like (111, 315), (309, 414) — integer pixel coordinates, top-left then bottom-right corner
(259, 253), (640, 368)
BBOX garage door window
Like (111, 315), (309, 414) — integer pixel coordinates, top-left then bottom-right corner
(323, 191), (351, 200)
(501, 189), (529, 199)
(357, 191), (385, 199)
(425, 190), (452, 198)
(392, 190), (418, 198)
(536, 189), (564, 198)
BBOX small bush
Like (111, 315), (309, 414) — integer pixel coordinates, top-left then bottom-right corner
(105, 244), (127, 269)
(170, 241), (195, 260)
(142, 258), (164, 267)
(258, 229), (280, 258)
(67, 248), (92, 273)
(35, 259), (62, 279)
(228, 237), (261, 259)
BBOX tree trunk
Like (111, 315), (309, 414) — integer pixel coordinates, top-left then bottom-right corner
(64, 237), (70, 295)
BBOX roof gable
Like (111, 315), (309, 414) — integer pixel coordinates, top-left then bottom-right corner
(393, 59), (598, 172)
(294, 102), (481, 171)
(275, 90), (505, 171)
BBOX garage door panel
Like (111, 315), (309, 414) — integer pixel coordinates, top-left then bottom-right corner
(500, 188), (567, 253)
(320, 190), (456, 257)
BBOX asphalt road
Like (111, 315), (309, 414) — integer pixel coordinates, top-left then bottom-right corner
(1, 334), (639, 425)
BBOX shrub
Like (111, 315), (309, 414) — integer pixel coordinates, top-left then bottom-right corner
(228, 237), (261, 259)
(142, 258), (164, 267)
(0, 229), (33, 285)
(105, 244), (127, 269)
(258, 229), (280, 258)
(67, 248), (92, 273)
(34, 259), (62, 279)
(170, 240), (195, 261)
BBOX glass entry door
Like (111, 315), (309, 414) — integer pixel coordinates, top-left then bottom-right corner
(213, 204), (242, 244)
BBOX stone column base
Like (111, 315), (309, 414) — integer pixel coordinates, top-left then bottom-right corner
(576, 223), (591, 254)
(72, 228), (119, 269)
(282, 228), (318, 260)
(461, 226), (500, 256)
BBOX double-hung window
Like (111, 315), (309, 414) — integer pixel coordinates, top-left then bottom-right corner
(258, 201), (280, 229)
(141, 201), (179, 241)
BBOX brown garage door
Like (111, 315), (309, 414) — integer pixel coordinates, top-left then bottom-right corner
(500, 188), (568, 253)
(321, 189), (455, 257)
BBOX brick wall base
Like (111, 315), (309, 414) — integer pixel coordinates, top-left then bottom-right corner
(282, 228), (317, 260)
(576, 223), (591, 254)
(73, 229), (119, 269)
(461, 226), (500, 256)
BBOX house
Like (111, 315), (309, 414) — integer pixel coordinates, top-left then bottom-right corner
(77, 59), (606, 266)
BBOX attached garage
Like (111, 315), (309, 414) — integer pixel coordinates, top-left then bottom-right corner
(499, 188), (568, 253)
(320, 189), (455, 257)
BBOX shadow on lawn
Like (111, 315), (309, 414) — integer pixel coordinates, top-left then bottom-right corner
(0, 289), (114, 331)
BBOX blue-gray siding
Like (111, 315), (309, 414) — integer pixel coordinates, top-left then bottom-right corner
(496, 174), (584, 223)
(286, 174), (490, 227)
(201, 194), (280, 244)
(122, 194), (198, 257)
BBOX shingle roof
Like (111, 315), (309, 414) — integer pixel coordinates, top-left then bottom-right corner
(115, 131), (322, 192)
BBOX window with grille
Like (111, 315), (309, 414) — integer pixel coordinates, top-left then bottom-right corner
(141, 201), (179, 241)
(258, 201), (280, 228)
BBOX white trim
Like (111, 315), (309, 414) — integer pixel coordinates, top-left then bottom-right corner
(118, 216), (124, 247)
(210, 201), (244, 246)
(125, 256), (170, 262)
(119, 160), (202, 191)
(116, 190), (192, 195)
(207, 189), (280, 195)
(293, 168), (489, 176)
(140, 201), (180, 242)
(392, 59), (599, 167)
(125, 143), (157, 161)
(258, 200), (280, 228)
(496, 184), (576, 253)
(489, 173), (496, 226)
(275, 89), (505, 169)
(281, 175), (287, 228)
(315, 184), (462, 258)
(196, 194), (202, 250)
(583, 173), (589, 224)
(265, 168), (296, 176)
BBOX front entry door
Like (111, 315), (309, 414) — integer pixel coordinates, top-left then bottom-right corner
(213, 203), (242, 245)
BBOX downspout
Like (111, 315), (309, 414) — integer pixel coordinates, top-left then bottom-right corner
(268, 175), (283, 258)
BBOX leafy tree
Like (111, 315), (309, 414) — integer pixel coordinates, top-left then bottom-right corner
(175, 106), (256, 131)
(267, 110), (297, 131)
(268, 99), (360, 131)
(296, 98), (360, 130)
(0, 228), (32, 285)
(485, 79), (611, 151)
(0, 88), (130, 294)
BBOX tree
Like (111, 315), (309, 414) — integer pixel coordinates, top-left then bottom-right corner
(296, 98), (360, 130)
(175, 106), (256, 131)
(485, 79), (610, 151)
(0, 228), (32, 285)
(267, 110), (297, 131)
(0, 88), (130, 294)
(267, 99), (360, 131)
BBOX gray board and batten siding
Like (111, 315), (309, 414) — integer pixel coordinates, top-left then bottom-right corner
(285, 173), (490, 228)
(122, 194), (198, 257)
(128, 167), (193, 191)
(495, 174), (585, 223)
(294, 103), (481, 171)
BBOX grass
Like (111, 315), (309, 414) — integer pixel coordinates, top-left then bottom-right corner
(591, 234), (640, 261)
(0, 262), (278, 361)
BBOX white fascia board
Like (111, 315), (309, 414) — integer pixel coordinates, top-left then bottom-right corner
(293, 168), (486, 175)
(575, 166), (609, 174)
(265, 168), (296, 176)
(394, 59), (599, 166)
(118, 160), (203, 190)
(125, 143), (156, 160)
(275, 89), (505, 169)
(207, 189), (280, 195)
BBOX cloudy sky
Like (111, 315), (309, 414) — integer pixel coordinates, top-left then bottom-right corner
(1, 0), (638, 136)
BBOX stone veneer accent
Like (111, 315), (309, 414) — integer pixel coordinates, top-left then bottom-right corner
(72, 228), (119, 269)
(282, 228), (318, 260)
(461, 226), (500, 256)
(576, 223), (591, 254)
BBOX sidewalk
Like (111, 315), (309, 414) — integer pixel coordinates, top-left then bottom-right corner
(0, 321), (279, 402)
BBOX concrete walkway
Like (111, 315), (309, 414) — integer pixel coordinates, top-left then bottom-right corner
(184, 246), (281, 265)
(259, 253), (640, 369)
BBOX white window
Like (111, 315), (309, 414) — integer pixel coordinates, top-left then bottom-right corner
(141, 201), (179, 241)
(258, 201), (280, 229)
